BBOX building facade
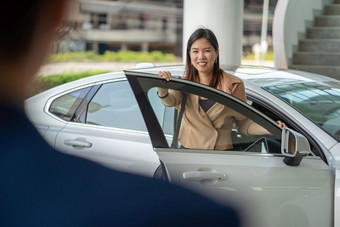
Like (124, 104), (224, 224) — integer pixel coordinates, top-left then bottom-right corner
(57, 0), (277, 57)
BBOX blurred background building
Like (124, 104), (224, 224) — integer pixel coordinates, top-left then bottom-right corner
(56, 0), (278, 58)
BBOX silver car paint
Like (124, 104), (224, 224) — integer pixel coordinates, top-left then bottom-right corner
(156, 148), (333, 227)
(330, 143), (340, 227)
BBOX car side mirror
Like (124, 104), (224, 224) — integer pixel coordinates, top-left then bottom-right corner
(281, 128), (311, 166)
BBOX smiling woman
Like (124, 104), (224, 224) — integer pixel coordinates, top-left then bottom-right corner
(157, 28), (285, 150)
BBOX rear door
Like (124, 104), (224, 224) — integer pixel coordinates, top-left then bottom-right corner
(125, 71), (333, 227)
(54, 79), (160, 177)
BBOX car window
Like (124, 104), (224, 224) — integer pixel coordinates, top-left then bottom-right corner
(85, 81), (147, 131)
(247, 98), (324, 157)
(148, 87), (175, 135)
(263, 81), (340, 141)
(49, 87), (91, 121)
(146, 84), (282, 154)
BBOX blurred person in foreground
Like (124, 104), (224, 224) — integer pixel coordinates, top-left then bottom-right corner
(0, 0), (240, 226)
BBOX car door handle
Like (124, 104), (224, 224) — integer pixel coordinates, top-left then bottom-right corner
(64, 138), (92, 148)
(183, 171), (228, 182)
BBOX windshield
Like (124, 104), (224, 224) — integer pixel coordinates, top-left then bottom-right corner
(263, 81), (340, 141)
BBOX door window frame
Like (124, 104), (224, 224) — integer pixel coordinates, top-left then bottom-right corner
(125, 71), (281, 150)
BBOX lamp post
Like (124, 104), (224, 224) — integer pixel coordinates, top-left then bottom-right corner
(260, 0), (269, 61)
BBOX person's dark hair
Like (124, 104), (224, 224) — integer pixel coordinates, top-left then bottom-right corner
(0, 0), (46, 60)
(185, 28), (223, 88)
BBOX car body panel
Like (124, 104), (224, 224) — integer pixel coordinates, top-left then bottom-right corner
(330, 143), (340, 227)
(124, 71), (334, 227)
(157, 148), (333, 227)
(26, 94), (68, 146)
(55, 122), (159, 176)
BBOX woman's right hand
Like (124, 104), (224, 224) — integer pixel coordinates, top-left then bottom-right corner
(158, 71), (172, 81)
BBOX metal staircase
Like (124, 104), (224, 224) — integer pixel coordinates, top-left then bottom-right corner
(290, 0), (340, 80)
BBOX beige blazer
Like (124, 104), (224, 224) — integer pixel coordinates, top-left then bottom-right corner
(158, 72), (269, 150)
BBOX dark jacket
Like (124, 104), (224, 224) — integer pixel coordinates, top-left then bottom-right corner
(0, 102), (240, 226)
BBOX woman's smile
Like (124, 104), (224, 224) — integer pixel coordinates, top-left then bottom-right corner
(197, 62), (207, 66)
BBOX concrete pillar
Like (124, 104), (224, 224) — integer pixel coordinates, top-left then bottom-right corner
(121, 43), (128, 51)
(141, 42), (149, 52)
(183, 0), (243, 65)
(106, 13), (112, 29)
(92, 41), (99, 54)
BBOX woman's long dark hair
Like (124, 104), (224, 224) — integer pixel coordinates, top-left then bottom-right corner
(184, 28), (223, 89)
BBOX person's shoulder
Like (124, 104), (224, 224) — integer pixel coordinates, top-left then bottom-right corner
(219, 71), (244, 94)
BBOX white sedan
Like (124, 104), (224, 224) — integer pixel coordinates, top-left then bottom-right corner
(26, 65), (340, 227)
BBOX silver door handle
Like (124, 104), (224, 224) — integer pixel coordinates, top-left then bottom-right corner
(183, 171), (228, 181)
(64, 138), (92, 148)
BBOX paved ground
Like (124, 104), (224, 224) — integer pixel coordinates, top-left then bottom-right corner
(37, 60), (274, 76)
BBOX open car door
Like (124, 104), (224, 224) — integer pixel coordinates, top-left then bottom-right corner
(125, 71), (333, 227)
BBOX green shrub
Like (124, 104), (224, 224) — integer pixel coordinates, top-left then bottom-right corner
(49, 50), (177, 63)
(27, 70), (109, 97)
(242, 50), (274, 61)
(49, 51), (103, 62)
(102, 51), (119, 61)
